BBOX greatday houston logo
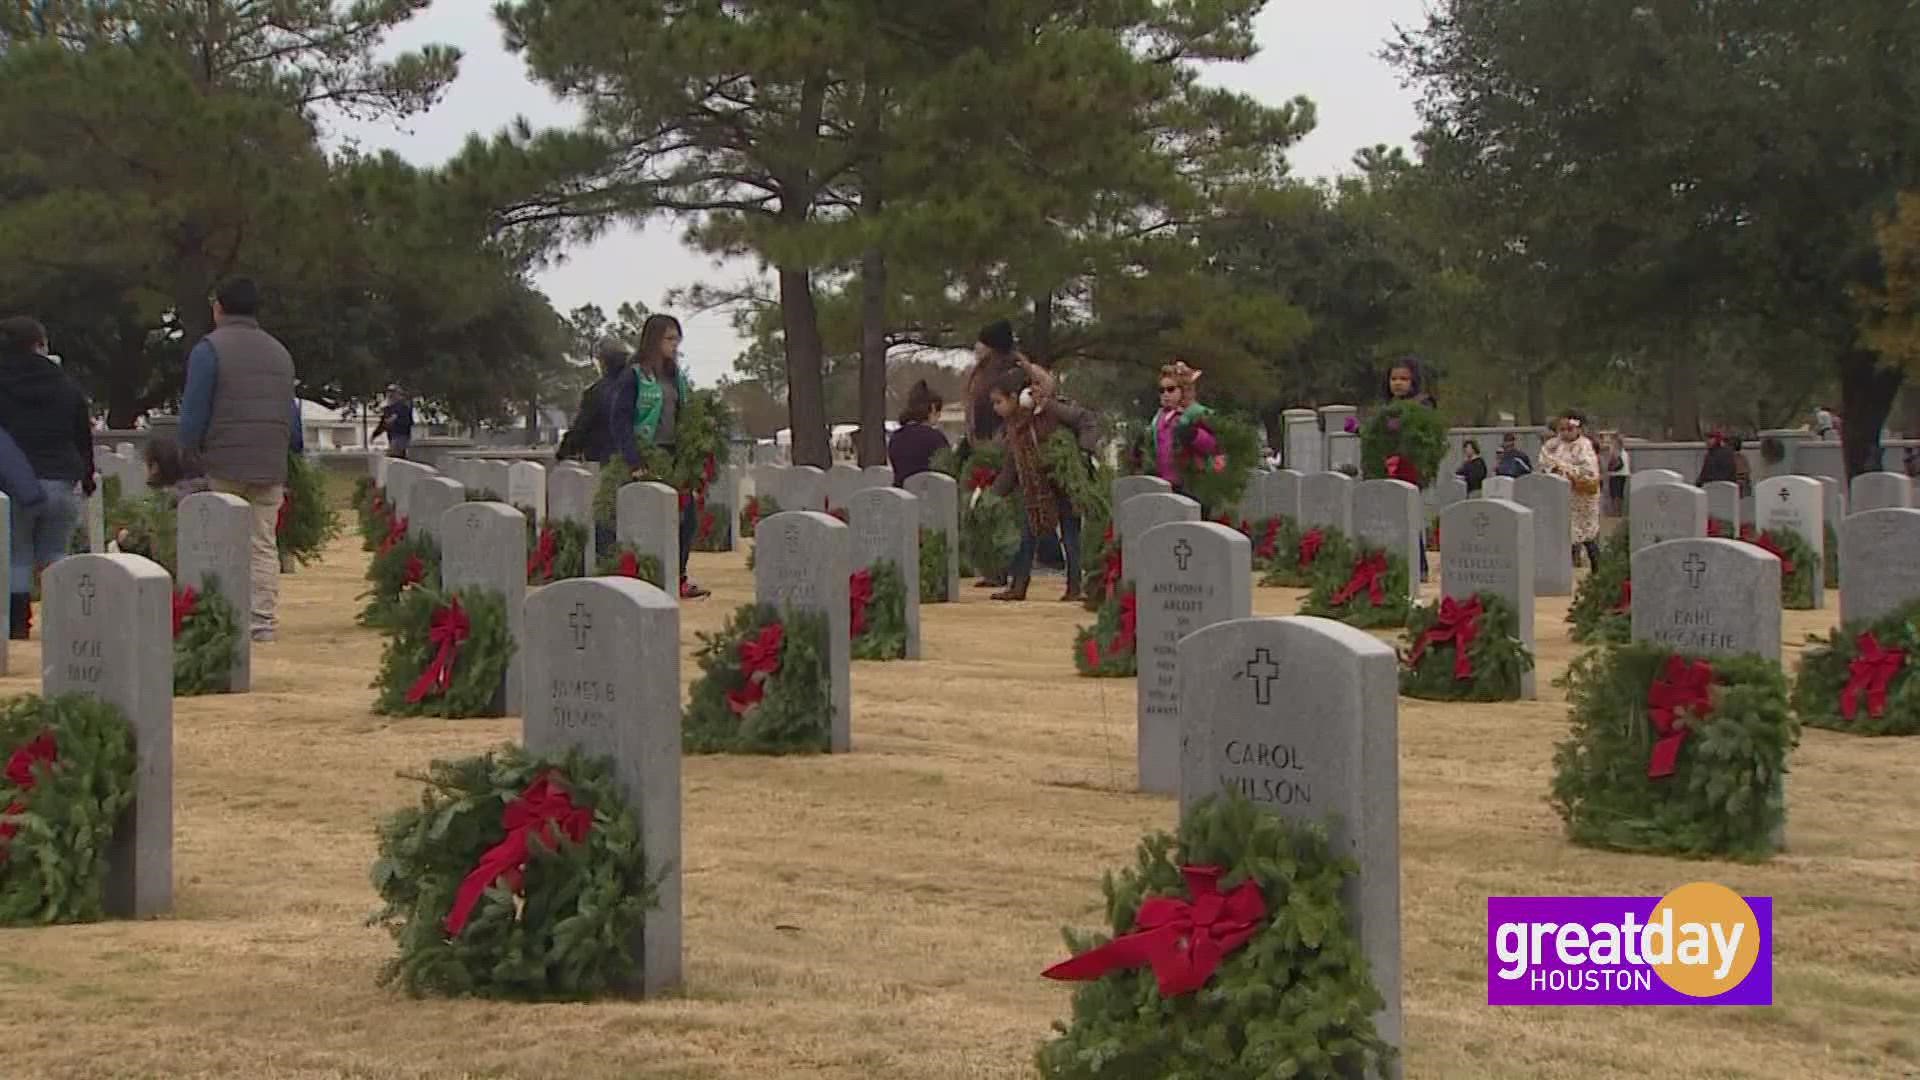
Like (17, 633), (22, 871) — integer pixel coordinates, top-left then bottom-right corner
(1486, 882), (1773, 1005)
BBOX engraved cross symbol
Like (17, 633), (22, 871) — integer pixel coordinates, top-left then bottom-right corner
(569, 602), (592, 650)
(1473, 511), (1490, 538)
(76, 574), (96, 616)
(1683, 554), (1708, 588)
(1657, 491), (1671, 508)
(1777, 487), (1792, 503)
(1237, 648), (1282, 705)
(1173, 538), (1193, 571)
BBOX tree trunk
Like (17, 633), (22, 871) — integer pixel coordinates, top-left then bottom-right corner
(858, 245), (888, 467)
(1663, 360), (1701, 440)
(104, 318), (149, 429)
(780, 265), (833, 467)
(1524, 367), (1547, 427)
(1839, 348), (1902, 478)
(524, 398), (540, 445)
(1029, 292), (1055, 364)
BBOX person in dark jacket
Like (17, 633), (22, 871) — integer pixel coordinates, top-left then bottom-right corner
(0, 315), (95, 640)
(1494, 433), (1533, 478)
(0, 424), (45, 513)
(1455, 440), (1488, 495)
(1696, 433), (1740, 489)
(988, 369), (1102, 602)
(887, 380), (949, 486)
(963, 320), (1021, 446)
(608, 314), (708, 599)
(371, 387), (414, 459)
(557, 337), (629, 464)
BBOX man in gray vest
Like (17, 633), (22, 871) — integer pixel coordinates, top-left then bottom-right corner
(178, 277), (299, 643)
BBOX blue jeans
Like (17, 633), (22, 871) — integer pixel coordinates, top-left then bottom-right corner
(1009, 496), (1081, 585)
(677, 492), (697, 581)
(10, 480), (80, 593)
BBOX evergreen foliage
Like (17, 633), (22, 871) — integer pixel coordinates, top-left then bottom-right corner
(1399, 591), (1533, 702)
(1792, 599), (1920, 736)
(1300, 547), (1412, 629)
(371, 587), (517, 719)
(1565, 529), (1632, 645)
(684, 605), (834, 755)
(173, 577), (242, 697)
(0, 694), (137, 927)
(1359, 401), (1448, 488)
(851, 561), (909, 662)
(919, 528), (951, 603)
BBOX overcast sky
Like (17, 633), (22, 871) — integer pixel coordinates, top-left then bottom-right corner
(329, 2), (1430, 384)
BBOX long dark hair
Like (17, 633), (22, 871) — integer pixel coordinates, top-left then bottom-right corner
(635, 314), (683, 380)
(898, 380), (943, 425)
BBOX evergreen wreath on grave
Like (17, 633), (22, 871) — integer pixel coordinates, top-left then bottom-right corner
(1566, 529), (1633, 645)
(1707, 517), (1736, 539)
(1791, 598), (1920, 736)
(962, 490), (1021, 580)
(526, 519), (590, 586)
(1073, 585), (1138, 678)
(368, 743), (663, 1001)
(359, 532), (440, 629)
(1300, 545), (1412, 629)
(919, 528), (950, 603)
(1035, 791), (1395, 1080)
(683, 604), (833, 754)
(1742, 526), (1817, 610)
(1823, 521), (1839, 587)
(595, 544), (666, 589)
(371, 586), (517, 718)
(693, 491), (732, 552)
(1550, 643), (1795, 859)
(592, 458), (626, 529)
(1399, 591), (1533, 702)
(1238, 515), (1286, 574)
(1360, 400), (1448, 489)
(1260, 521), (1351, 589)
(354, 475), (382, 547)
(1082, 521), (1123, 612)
(850, 561), (909, 661)
(739, 493), (774, 539)
(172, 576), (242, 697)
(107, 490), (178, 576)
(0, 694), (137, 927)
(277, 452), (339, 566)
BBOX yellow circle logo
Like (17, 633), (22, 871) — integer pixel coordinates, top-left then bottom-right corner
(1648, 882), (1762, 997)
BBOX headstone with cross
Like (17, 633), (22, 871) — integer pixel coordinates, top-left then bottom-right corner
(1177, 614), (1401, 1060)
(1133, 521), (1252, 795)
(903, 471), (960, 603)
(1630, 538), (1781, 660)
(1754, 475), (1825, 609)
(42, 553), (175, 916)
(1512, 472), (1574, 597)
(1118, 492), (1200, 584)
(520, 575), (683, 994)
(407, 477), (466, 546)
(1629, 481), (1707, 553)
(176, 492), (253, 693)
(1840, 508), (1920, 628)
(616, 481), (681, 591)
(1298, 471), (1354, 536)
(1704, 481), (1741, 534)
(439, 501), (529, 716)
(1352, 479), (1423, 601)
(1440, 497), (1537, 698)
(754, 511), (852, 751)
(1850, 471), (1911, 513)
(848, 486), (922, 659)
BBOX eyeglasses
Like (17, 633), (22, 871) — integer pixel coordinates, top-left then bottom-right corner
(1159, 385), (1180, 393)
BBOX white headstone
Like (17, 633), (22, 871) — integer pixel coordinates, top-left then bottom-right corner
(1112, 475), (1173, 517)
(439, 502), (528, 715)
(508, 462), (548, 523)
(1840, 509), (1920, 628)
(1704, 481), (1741, 533)
(1630, 469), (1685, 491)
(1850, 471), (1910, 512)
(1283, 409), (1322, 474)
(1513, 472), (1574, 597)
(1134, 522), (1252, 794)
(1440, 499), (1537, 698)
(408, 477), (466, 546)
(1118, 493), (1201, 584)
(781, 466), (827, 514)
(1630, 482), (1708, 553)
(1298, 472), (1354, 536)
(1480, 475), (1515, 501)
(1630, 539), (1780, 660)
(903, 472), (960, 604)
(826, 464), (866, 512)
(1351, 479), (1422, 601)
(848, 487), (922, 660)
(754, 512), (851, 752)
(616, 482), (681, 592)
(1754, 475), (1825, 609)
(176, 492), (253, 693)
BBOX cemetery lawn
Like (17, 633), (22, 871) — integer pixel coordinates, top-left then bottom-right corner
(1, 534), (1917, 1079)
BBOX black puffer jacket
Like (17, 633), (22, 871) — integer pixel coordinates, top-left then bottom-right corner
(0, 347), (94, 483)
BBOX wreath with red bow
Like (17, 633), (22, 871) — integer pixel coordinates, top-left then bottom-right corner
(594, 544), (666, 589)
(354, 475), (385, 550)
(526, 520), (590, 586)
(1073, 585), (1138, 678)
(1551, 644), (1794, 858)
(359, 532), (441, 629)
(1791, 599), (1920, 736)
(1399, 591), (1533, 702)
(1300, 546), (1413, 629)
(0, 694), (137, 926)
(371, 586), (518, 718)
(370, 743), (662, 1000)
(1260, 521), (1352, 589)
(1037, 791), (1395, 1079)
(1359, 401), (1448, 490)
(172, 576), (243, 697)
(738, 494), (776, 540)
(1565, 529), (1633, 645)
(851, 561), (910, 661)
(683, 603), (833, 754)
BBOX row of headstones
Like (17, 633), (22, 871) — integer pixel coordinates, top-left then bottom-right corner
(747, 463), (963, 603)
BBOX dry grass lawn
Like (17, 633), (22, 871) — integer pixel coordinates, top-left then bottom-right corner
(1, 508), (1917, 1079)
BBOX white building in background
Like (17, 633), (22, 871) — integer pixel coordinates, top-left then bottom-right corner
(299, 400), (366, 451)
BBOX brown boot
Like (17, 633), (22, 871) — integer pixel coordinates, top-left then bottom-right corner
(991, 578), (1029, 601)
(1061, 582), (1084, 603)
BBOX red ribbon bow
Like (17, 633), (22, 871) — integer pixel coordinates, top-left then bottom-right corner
(1385, 454), (1421, 487)
(1842, 632), (1907, 722)
(1042, 865), (1266, 997)
(1298, 528), (1325, 568)
(967, 465), (996, 491)
(1406, 595), (1482, 680)
(405, 597), (471, 704)
(1748, 532), (1794, 579)
(403, 555), (426, 588)
(379, 515), (410, 556)
(726, 623), (786, 714)
(275, 490), (292, 537)
(1330, 551), (1389, 608)
(1099, 526), (1124, 594)
(1254, 519), (1280, 563)
(744, 497), (762, 527)
(527, 526), (558, 582)
(171, 586), (199, 638)
(1646, 656), (1714, 778)
(830, 507), (850, 524)
(0, 732), (57, 864)
(849, 568), (875, 637)
(1707, 518), (1729, 539)
(1117, 592), (1138, 651)
(1610, 579), (1632, 615)
(442, 772), (593, 937)
(614, 550), (643, 580)
(698, 509), (716, 543)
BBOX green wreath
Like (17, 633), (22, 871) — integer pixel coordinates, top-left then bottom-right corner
(371, 586), (517, 718)
(683, 604), (833, 755)
(693, 495), (732, 553)
(277, 452), (339, 566)
(1036, 791), (1394, 1080)
(1073, 586), (1137, 678)
(108, 490), (178, 577)
(1566, 529), (1632, 645)
(1260, 522), (1352, 589)
(368, 743), (663, 1000)
(1745, 527), (1817, 610)
(174, 576), (243, 697)
(359, 533), (441, 629)
(527, 519), (590, 587)
(1792, 598), (1920, 736)
(1178, 410), (1263, 513)
(920, 528), (951, 603)
(852, 560), (910, 661)
(0, 694), (138, 926)
(961, 490), (1021, 580)
(1241, 516), (1287, 574)
(1360, 401), (1448, 489)
(1823, 521), (1840, 588)
(594, 544), (666, 589)
(354, 476), (383, 548)
(1300, 546), (1412, 629)
(1080, 519), (1121, 612)
(1400, 591), (1533, 702)
(1550, 644), (1794, 859)
(739, 493), (776, 539)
